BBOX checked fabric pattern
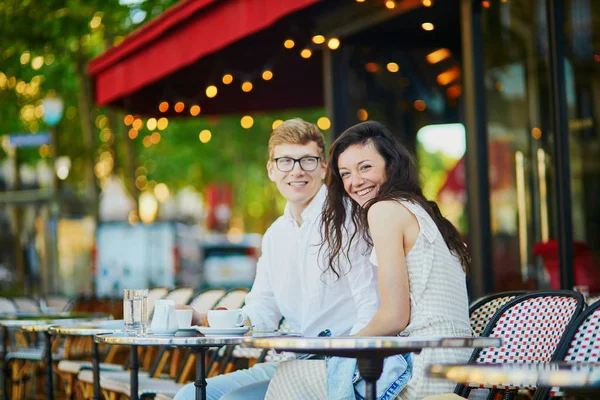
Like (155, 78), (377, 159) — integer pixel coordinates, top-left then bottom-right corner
(467, 295), (580, 391)
(549, 303), (600, 397)
(230, 319), (297, 362)
(470, 295), (519, 337)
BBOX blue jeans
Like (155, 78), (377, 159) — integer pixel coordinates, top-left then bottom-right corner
(173, 362), (278, 400)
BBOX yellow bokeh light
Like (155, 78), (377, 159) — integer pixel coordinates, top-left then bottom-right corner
(272, 120), (283, 130)
(174, 102), (185, 113)
(422, 22), (435, 31)
(146, 118), (157, 131)
(157, 117), (168, 130)
(284, 39), (295, 49)
(190, 105), (201, 116)
(222, 74), (233, 85)
(241, 81), (253, 92)
(159, 101), (169, 112)
(39, 145), (50, 158)
(90, 15), (102, 29)
(317, 117), (331, 130)
(124, 114), (134, 125)
(357, 109), (368, 121)
(312, 35), (325, 44)
(422, 0), (432, 6)
(240, 115), (254, 129)
(154, 183), (170, 202)
(386, 62), (399, 73)
(199, 129), (212, 143)
(20, 52), (30, 65)
(262, 70), (273, 81)
(31, 56), (44, 70)
(129, 129), (138, 139)
(206, 85), (218, 98)
(385, 1), (396, 9)
(132, 119), (143, 131)
(300, 49), (312, 59)
(426, 48), (451, 64)
(143, 136), (152, 147)
(328, 38), (340, 50)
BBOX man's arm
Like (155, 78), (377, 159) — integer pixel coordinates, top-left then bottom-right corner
(241, 231), (283, 331)
(342, 227), (381, 335)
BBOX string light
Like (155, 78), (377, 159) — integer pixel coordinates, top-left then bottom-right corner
(132, 119), (143, 130)
(206, 85), (218, 98)
(284, 39), (295, 49)
(199, 129), (212, 143)
(146, 118), (157, 130)
(272, 120), (283, 130)
(241, 81), (253, 92)
(222, 74), (233, 85)
(174, 102), (185, 113)
(414, 100), (427, 111)
(240, 115), (254, 129)
(157, 117), (168, 130)
(328, 38), (340, 50)
(357, 109), (368, 121)
(300, 49), (312, 59)
(422, 22), (435, 31)
(262, 70), (273, 81)
(385, 1), (396, 9)
(426, 48), (451, 64)
(422, 0), (432, 6)
(190, 105), (201, 116)
(128, 129), (138, 139)
(386, 62), (399, 73)
(312, 35), (326, 44)
(317, 117), (331, 130)
(124, 115), (134, 126)
(158, 102), (169, 112)
(150, 132), (161, 144)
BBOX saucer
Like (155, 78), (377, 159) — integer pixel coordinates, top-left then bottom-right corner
(194, 326), (251, 337)
(177, 327), (197, 332)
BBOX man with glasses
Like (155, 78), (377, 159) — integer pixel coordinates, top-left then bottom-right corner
(175, 118), (379, 399)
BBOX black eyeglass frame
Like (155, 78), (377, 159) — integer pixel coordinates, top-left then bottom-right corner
(272, 156), (321, 172)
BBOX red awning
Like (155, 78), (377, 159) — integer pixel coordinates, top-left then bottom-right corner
(88, 0), (322, 115)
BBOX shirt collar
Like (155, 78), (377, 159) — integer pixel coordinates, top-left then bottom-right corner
(283, 185), (326, 225)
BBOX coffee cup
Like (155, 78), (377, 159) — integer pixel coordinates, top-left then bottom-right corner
(207, 309), (247, 329)
(175, 309), (193, 329)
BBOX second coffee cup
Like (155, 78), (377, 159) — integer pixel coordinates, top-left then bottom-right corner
(207, 309), (247, 329)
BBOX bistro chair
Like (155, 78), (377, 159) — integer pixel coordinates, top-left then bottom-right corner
(164, 287), (195, 305)
(454, 290), (585, 399)
(534, 299), (600, 399)
(12, 297), (41, 313)
(468, 291), (528, 337)
(0, 297), (17, 313)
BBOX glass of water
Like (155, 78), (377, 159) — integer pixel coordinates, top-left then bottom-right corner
(123, 289), (149, 336)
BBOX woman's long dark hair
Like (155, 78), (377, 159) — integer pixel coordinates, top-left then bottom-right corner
(320, 121), (470, 278)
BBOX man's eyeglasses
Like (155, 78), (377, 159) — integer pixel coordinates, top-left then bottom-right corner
(272, 156), (321, 172)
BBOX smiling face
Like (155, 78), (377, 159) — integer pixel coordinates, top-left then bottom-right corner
(267, 141), (326, 212)
(337, 142), (387, 207)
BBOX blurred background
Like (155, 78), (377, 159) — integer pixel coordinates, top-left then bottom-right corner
(0, 0), (598, 300)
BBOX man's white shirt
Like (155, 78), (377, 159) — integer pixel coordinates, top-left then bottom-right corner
(242, 185), (380, 337)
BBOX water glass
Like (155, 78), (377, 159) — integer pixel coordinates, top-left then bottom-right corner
(123, 289), (149, 336)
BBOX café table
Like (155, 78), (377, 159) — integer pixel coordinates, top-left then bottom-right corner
(95, 331), (246, 400)
(48, 320), (124, 400)
(427, 362), (600, 397)
(242, 336), (502, 400)
(0, 312), (111, 400)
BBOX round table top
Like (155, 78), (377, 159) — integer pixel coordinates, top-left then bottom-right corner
(428, 362), (600, 388)
(242, 336), (501, 358)
(95, 331), (246, 347)
(2, 313), (112, 331)
(48, 320), (125, 336)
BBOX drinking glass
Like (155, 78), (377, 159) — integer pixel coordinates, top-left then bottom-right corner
(123, 289), (149, 336)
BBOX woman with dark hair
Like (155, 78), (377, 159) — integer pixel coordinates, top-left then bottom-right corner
(322, 121), (472, 399)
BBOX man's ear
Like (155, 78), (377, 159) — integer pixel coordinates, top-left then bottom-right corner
(319, 161), (327, 181)
(267, 161), (276, 182)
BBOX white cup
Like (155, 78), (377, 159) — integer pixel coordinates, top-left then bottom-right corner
(175, 309), (193, 329)
(207, 309), (247, 329)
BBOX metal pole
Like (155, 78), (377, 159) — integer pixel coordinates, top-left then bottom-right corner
(460, 0), (494, 297)
(130, 345), (139, 400)
(194, 348), (207, 400)
(545, 0), (574, 290)
(44, 332), (54, 400)
(92, 341), (101, 400)
(2, 326), (8, 400)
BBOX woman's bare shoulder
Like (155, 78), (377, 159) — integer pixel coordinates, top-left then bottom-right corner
(367, 200), (415, 227)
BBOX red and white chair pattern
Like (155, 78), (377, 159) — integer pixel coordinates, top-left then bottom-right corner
(455, 291), (585, 398)
(469, 291), (528, 337)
